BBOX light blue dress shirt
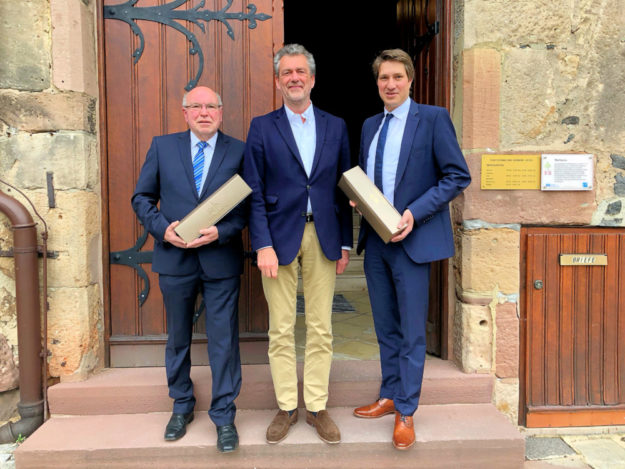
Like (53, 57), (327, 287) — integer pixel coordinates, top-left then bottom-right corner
(190, 131), (218, 195)
(366, 98), (410, 205)
(284, 104), (316, 213)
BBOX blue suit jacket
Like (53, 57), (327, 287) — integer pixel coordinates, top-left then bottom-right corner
(132, 130), (246, 279)
(243, 106), (353, 265)
(357, 100), (471, 263)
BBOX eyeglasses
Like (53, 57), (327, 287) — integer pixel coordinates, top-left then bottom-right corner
(184, 103), (221, 112)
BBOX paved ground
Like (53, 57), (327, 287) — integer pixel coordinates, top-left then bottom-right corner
(523, 432), (625, 468)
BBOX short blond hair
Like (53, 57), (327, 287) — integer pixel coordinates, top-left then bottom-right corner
(372, 49), (415, 81)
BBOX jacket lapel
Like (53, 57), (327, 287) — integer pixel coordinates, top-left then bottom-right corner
(361, 113), (384, 168)
(395, 100), (420, 190)
(310, 107), (327, 176)
(177, 130), (198, 200)
(274, 107), (306, 171)
(199, 131), (227, 199)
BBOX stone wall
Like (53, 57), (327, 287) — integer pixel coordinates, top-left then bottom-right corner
(0, 0), (103, 420)
(453, 0), (625, 424)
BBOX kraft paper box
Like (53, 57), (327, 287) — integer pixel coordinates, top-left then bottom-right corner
(338, 166), (402, 244)
(175, 174), (252, 243)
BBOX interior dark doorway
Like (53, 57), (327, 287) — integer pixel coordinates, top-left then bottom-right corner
(284, 1), (401, 162)
(283, 0), (454, 359)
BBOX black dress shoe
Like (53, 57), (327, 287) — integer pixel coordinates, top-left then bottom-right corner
(164, 412), (194, 441)
(216, 423), (239, 453)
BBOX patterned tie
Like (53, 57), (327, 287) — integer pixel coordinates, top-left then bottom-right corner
(193, 141), (207, 195)
(374, 113), (393, 193)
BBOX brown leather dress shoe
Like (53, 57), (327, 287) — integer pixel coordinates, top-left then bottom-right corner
(353, 398), (395, 418)
(392, 412), (415, 450)
(266, 409), (298, 444)
(306, 410), (341, 444)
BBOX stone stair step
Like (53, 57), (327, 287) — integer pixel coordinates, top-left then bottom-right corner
(15, 405), (524, 469)
(48, 360), (493, 416)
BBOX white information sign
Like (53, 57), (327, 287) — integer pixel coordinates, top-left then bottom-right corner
(541, 154), (593, 191)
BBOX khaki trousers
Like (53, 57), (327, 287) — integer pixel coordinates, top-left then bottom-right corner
(262, 223), (336, 412)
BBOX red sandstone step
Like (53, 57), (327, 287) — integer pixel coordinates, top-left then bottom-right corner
(48, 359), (493, 415)
(15, 405), (524, 469)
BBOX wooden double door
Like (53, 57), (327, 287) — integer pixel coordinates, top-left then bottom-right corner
(102, 0), (453, 365)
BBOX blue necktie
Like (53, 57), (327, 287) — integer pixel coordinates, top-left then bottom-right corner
(374, 113), (393, 193)
(193, 141), (207, 195)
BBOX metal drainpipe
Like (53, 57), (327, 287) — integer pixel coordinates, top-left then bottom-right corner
(0, 189), (44, 443)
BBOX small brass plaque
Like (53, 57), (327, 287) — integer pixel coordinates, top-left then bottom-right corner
(559, 254), (607, 266)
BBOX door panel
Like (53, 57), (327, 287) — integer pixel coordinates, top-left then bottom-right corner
(103, 0), (282, 365)
(522, 227), (625, 426)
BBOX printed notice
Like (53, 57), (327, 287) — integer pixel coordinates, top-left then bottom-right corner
(541, 154), (594, 191)
(481, 154), (541, 190)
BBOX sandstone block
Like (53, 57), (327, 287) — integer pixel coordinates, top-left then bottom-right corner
(462, 153), (597, 224)
(495, 378), (519, 425)
(462, 48), (500, 150)
(0, 0), (51, 90)
(454, 302), (492, 373)
(0, 91), (96, 133)
(0, 334), (19, 392)
(463, 0), (572, 49)
(47, 284), (102, 378)
(0, 132), (98, 191)
(460, 227), (520, 294)
(495, 302), (519, 379)
(51, 0), (98, 95)
(0, 388), (20, 421)
(0, 281), (17, 352)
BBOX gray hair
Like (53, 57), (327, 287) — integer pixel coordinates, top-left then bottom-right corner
(182, 89), (223, 107)
(273, 44), (316, 76)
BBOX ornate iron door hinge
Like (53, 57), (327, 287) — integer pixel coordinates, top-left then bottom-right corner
(110, 226), (153, 306)
(103, 0), (271, 90)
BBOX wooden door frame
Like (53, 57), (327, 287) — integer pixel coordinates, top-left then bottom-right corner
(96, 0), (457, 365)
(96, 0), (112, 367)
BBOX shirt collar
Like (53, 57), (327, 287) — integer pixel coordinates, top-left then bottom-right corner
(384, 98), (410, 121)
(284, 102), (314, 124)
(190, 130), (218, 150)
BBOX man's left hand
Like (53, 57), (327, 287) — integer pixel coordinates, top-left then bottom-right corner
(186, 226), (219, 248)
(336, 249), (350, 274)
(390, 209), (414, 243)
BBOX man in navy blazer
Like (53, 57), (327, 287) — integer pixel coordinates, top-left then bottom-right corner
(132, 86), (245, 452)
(243, 44), (352, 445)
(351, 50), (471, 450)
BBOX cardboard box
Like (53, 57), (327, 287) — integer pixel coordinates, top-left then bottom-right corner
(338, 166), (403, 243)
(175, 174), (252, 243)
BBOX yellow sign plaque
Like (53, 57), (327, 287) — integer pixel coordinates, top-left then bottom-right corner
(481, 154), (541, 190)
(559, 254), (607, 266)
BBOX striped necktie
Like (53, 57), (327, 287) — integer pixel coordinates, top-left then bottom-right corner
(374, 113), (393, 193)
(193, 141), (208, 195)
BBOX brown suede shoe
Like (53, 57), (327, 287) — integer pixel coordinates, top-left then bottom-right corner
(266, 409), (298, 444)
(353, 398), (395, 418)
(306, 410), (341, 444)
(392, 412), (415, 450)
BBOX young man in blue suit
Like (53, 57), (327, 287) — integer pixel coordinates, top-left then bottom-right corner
(351, 49), (471, 450)
(243, 44), (352, 445)
(132, 86), (245, 452)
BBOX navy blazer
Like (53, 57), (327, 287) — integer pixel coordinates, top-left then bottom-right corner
(357, 100), (471, 263)
(243, 106), (353, 265)
(132, 130), (246, 279)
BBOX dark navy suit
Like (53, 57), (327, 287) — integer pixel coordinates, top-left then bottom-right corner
(132, 129), (246, 426)
(358, 100), (471, 416)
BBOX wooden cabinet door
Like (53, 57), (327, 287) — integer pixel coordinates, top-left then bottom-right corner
(102, 0), (282, 365)
(522, 227), (625, 426)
